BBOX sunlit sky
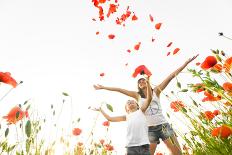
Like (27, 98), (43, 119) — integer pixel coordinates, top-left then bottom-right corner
(0, 0), (232, 154)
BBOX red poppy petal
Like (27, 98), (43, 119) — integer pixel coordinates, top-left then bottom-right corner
(108, 34), (115, 39)
(166, 42), (172, 47)
(155, 23), (162, 30)
(100, 73), (105, 77)
(149, 14), (154, 22)
(173, 48), (180, 55)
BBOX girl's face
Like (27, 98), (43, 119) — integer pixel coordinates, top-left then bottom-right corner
(138, 78), (147, 89)
(125, 100), (138, 113)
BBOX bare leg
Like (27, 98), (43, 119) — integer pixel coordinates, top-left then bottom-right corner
(150, 143), (158, 155)
(163, 135), (182, 155)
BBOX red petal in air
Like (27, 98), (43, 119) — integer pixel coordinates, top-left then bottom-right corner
(167, 52), (171, 56)
(100, 73), (105, 77)
(167, 42), (172, 47)
(132, 14), (138, 21)
(108, 34), (115, 39)
(173, 48), (180, 55)
(127, 49), (131, 53)
(149, 14), (154, 22)
(134, 42), (141, 50)
(155, 23), (162, 30)
(96, 31), (100, 35)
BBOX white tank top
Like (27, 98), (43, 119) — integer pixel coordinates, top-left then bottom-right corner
(138, 94), (167, 126)
(126, 109), (150, 147)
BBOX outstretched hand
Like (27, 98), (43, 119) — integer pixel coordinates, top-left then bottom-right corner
(186, 54), (199, 64)
(93, 84), (104, 90)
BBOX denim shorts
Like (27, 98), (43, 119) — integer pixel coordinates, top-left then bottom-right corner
(148, 123), (176, 144)
(126, 144), (150, 155)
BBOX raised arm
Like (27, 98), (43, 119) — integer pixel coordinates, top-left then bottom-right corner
(93, 84), (139, 100)
(93, 107), (126, 122)
(155, 54), (199, 97)
(140, 78), (153, 112)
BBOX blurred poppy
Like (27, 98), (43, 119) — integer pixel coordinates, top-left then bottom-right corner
(96, 31), (100, 35)
(155, 23), (162, 30)
(204, 111), (215, 120)
(3, 106), (28, 124)
(196, 62), (201, 66)
(105, 144), (114, 151)
(73, 128), (82, 136)
(108, 34), (115, 39)
(211, 125), (232, 138)
(156, 153), (163, 155)
(132, 65), (152, 78)
(98, 6), (104, 21)
(200, 56), (217, 70)
(223, 56), (232, 73)
(103, 121), (110, 127)
(173, 48), (180, 55)
(213, 110), (220, 116)
(202, 91), (221, 102)
(100, 139), (105, 145)
(134, 42), (141, 50)
(222, 82), (232, 92)
(99, 0), (106, 4)
(127, 49), (131, 53)
(170, 101), (185, 112)
(0, 72), (18, 88)
(192, 83), (205, 93)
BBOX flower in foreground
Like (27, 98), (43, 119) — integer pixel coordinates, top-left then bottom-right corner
(170, 101), (185, 112)
(223, 56), (232, 73)
(3, 106), (28, 124)
(200, 56), (217, 70)
(0, 72), (18, 88)
(211, 125), (232, 138)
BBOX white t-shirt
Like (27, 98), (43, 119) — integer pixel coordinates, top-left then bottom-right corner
(138, 94), (167, 126)
(126, 109), (150, 147)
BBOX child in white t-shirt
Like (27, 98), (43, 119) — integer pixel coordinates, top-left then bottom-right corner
(93, 78), (152, 155)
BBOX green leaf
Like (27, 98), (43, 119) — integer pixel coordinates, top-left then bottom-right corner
(25, 120), (31, 138)
(62, 92), (69, 96)
(177, 82), (181, 89)
(26, 105), (31, 111)
(180, 89), (188, 92)
(106, 103), (113, 112)
(5, 128), (9, 137)
(166, 113), (170, 118)
(16, 111), (20, 119)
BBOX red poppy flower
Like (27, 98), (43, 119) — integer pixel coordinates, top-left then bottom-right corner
(166, 42), (172, 47)
(100, 73), (105, 77)
(108, 34), (115, 39)
(134, 42), (141, 50)
(193, 83), (205, 93)
(105, 144), (114, 151)
(202, 91), (221, 102)
(0, 72), (18, 88)
(3, 106), (28, 124)
(155, 23), (162, 30)
(92, 0), (99, 7)
(223, 82), (232, 92)
(211, 64), (222, 73)
(200, 56), (217, 70)
(103, 121), (110, 127)
(173, 48), (180, 55)
(223, 56), (232, 73)
(204, 111), (215, 120)
(100, 139), (105, 145)
(132, 65), (152, 78)
(213, 110), (220, 116)
(149, 14), (154, 22)
(166, 52), (171, 56)
(170, 101), (185, 112)
(72, 128), (82, 136)
(132, 14), (138, 21)
(107, 4), (118, 17)
(211, 125), (232, 138)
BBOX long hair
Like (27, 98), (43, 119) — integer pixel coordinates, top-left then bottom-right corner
(137, 78), (154, 98)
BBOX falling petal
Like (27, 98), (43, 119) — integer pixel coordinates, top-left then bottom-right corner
(149, 14), (154, 22)
(100, 73), (105, 77)
(134, 42), (141, 50)
(96, 31), (100, 35)
(108, 34), (115, 39)
(127, 49), (131, 53)
(167, 52), (171, 56)
(196, 62), (201, 66)
(173, 48), (180, 55)
(152, 37), (155, 42)
(132, 14), (138, 21)
(166, 42), (172, 47)
(155, 23), (162, 30)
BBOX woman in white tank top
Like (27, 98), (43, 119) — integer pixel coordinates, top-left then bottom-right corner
(94, 55), (198, 155)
